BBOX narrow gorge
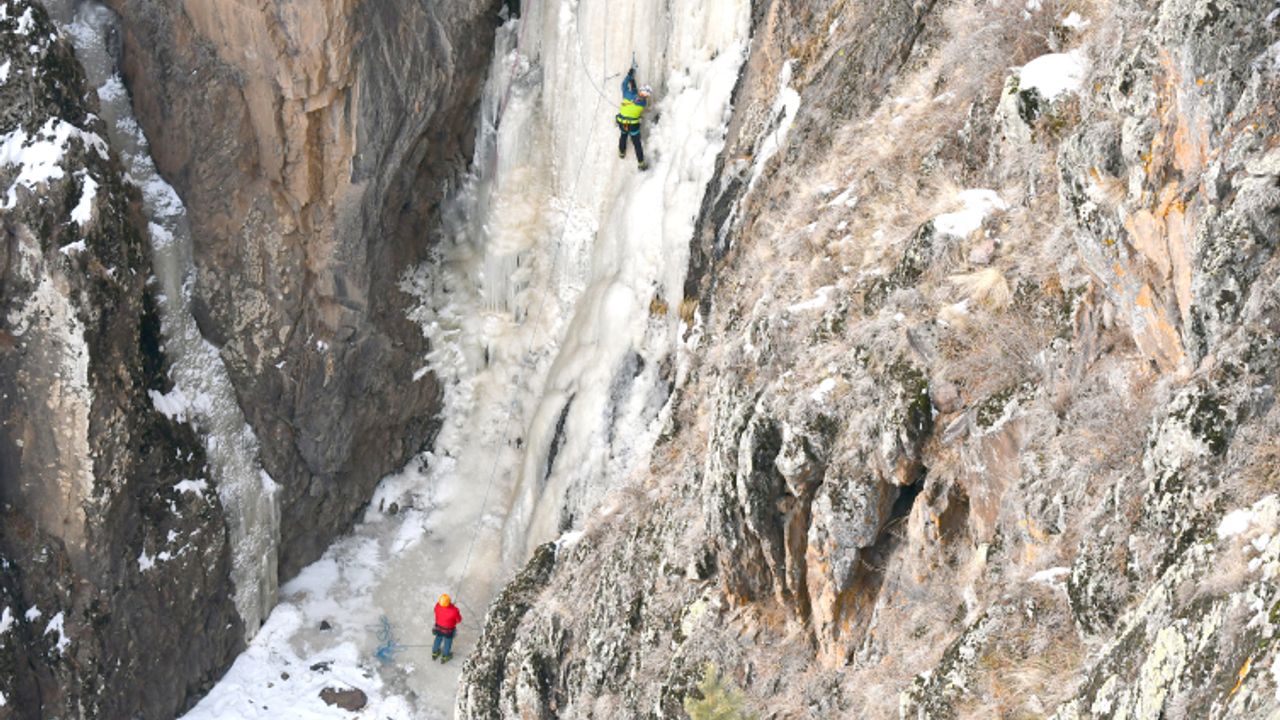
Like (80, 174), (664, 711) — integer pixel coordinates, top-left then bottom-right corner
(1, 0), (1278, 718)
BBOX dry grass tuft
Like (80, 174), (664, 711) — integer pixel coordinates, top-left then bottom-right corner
(949, 268), (1013, 310)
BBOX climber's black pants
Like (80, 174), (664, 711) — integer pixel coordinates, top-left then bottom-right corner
(618, 121), (644, 164)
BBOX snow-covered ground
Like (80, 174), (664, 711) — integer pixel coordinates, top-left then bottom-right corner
(42, 0), (749, 715)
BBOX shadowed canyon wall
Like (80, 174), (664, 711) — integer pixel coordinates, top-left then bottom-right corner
(104, 0), (500, 577)
(1, 3), (240, 716)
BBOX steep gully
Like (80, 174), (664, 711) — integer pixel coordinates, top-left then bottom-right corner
(177, 0), (753, 715)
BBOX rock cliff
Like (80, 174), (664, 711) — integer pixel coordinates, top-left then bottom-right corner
(460, 0), (1280, 717)
(102, 0), (499, 577)
(0, 1), (241, 716)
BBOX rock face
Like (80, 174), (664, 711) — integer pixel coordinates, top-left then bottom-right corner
(461, 0), (1280, 717)
(101, 0), (499, 577)
(0, 1), (241, 716)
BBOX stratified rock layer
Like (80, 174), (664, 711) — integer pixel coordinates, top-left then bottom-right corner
(461, 0), (1280, 717)
(102, 0), (499, 577)
(0, 1), (241, 717)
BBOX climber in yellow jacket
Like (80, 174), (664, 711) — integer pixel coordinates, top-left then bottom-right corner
(617, 67), (652, 171)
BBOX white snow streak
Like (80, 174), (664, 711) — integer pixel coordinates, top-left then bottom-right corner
(175, 479), (209, 495)
(749, 60), (801, 190)
(70, 173), (98, 224)
(1029, 566), (1070, 584)
(15, 7), (34, 34)
(43, 612), (70, 653)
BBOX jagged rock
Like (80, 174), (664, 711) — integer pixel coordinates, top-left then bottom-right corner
(319, 686), (368, 711)
(0, 1), (241, 717)
(460, 0), (1280, 717)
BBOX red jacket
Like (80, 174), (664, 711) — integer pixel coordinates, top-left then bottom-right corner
(434, 603), (462, 632)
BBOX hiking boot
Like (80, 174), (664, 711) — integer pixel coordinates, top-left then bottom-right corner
(638, 161), (649, 171)
(432, 651), (440, 660)
(440, 654), (454, 664)
(618, 149), (625, 159)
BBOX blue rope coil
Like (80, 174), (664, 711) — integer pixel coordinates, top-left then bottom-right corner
(373, 615), (405, 663)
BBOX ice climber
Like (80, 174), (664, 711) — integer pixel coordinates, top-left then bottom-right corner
(617, 67), (652, 170)
(431, 593), (462, 663)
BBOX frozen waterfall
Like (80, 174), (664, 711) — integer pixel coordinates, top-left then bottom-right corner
(183, 0), (749, 716)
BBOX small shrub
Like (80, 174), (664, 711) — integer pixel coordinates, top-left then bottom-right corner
(684, 663), (754, 720)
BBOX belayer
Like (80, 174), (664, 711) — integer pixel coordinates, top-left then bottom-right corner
(432, 593), (462, 663)
(617, 66), (652, 171)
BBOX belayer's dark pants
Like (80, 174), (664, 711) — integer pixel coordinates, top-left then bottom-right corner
(618, 122), (644, 164)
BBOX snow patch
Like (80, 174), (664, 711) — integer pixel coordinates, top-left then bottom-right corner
(1029, 566), (1070, 584)
(183, 604), (414, 720)
(59, 239), (86, 256)
(1, 119), (107, 209)
(0, 606), (12, 637)
(827, 184), (858, 208)
(933, 189), (1007, 239)
(138, 549), (155, 572)
(24, 606), (41, 622)
(1218, 508), (1255, 539)
(787, 285), (834, 313)
(149, 386), (191, 421)
(810, 377), (837, 403)
(16, 6), (35, 34)
(147, 221), (174, 248)
(148, 385), (215, 423)
(44, 612), (70, 653)
(0, 60), (10, 84)
(1062, 11), (1089, 30)
(175, 479), (209, 495)
(97, 75), (126, 102)
(1019, 51), (1087, 101)
(555, 530), (585, 553)
(70, 173), (97, 225)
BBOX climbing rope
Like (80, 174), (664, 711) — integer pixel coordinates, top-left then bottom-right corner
(374, 0), (618, 665)
(454, 0), (609, 588)
(574, 3), (617, 103)
(371, 615), (432, 664)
